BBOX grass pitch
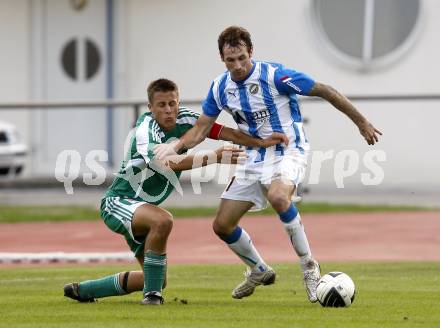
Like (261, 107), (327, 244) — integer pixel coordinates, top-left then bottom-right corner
(0, 203), (434, 223)
(1, 262), (439, 328)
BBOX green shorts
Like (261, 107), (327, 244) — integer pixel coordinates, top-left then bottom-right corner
(100, 197), (147, 258)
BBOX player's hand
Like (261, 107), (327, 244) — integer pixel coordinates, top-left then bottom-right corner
(259, 132), (289, 148)
(154, 140), (179, 160)
(358, 121), (382, 145)
(215, 144), (247, 164)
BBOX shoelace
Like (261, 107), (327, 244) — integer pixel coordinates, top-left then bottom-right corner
(243, 268), (252, 278)
(304, 270), (319, 280)
(304, 271), (320, 289)
(242, 268), (271, 285)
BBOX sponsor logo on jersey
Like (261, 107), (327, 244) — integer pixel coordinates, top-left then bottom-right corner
(227, 90), (237, 98)
(280, 76), (302, 93)
(249, 83), (259, 95)
(252, 110), (270, 124)
(232, 109), (270, 125)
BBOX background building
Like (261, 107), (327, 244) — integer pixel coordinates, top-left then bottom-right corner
(0, 0), (439, 200)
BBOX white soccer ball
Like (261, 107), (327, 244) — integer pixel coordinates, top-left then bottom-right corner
(316, 272), (356, 307)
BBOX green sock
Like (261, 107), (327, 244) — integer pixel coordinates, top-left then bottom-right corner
(143, 251), (167, 294)
(79, 273), (126, 299)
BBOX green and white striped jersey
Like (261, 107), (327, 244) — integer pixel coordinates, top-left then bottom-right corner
(105, 107), (199, 204)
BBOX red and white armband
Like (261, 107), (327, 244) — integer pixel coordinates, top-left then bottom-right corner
(208, 122), (224, 140)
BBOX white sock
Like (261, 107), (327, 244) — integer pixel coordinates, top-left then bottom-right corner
(283, 214), (312, 259)
(226, 228), (268, 273)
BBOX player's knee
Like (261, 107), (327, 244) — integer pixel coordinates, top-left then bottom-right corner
(153, 212), (174, 237)
(267, 191), (290, 213)
(212, 219), (233, 238)
(212, 220), (223, 236)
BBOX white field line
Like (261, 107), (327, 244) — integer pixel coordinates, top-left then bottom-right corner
(0, 276), (72, 284)
(0, 252), (135, 264)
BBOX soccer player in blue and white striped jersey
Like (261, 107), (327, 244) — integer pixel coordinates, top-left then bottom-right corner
(155, 26), (382, 303)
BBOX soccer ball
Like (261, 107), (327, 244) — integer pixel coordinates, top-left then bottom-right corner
(316, 272), (355, 307)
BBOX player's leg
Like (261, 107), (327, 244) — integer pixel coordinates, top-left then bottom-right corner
(77, 256), (168, 297)
(64, 270), (145, 302)
(64, 198), (170, 304)
(266, 178), (320, 303)
(63, 274), (125, 303)
(64, 254), (169, 302)
(213, 199), (267, 271)
(64, 258), (158, 302)
(64, 198), (148, 303)
(132, 204), (172, 305)
(112, 266), (167, 293)
(214, 183), (275, 299)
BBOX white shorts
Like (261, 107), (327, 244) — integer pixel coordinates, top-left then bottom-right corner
(221, 153), (308, 211)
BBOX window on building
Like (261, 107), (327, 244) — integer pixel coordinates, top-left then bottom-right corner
(312, 0), (421, 69)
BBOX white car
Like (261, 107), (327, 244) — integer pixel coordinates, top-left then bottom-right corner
(0, 121), (27, 179)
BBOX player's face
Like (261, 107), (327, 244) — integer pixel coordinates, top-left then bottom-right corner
(148, 91), (179, 131)
(221, 43), (253, 81)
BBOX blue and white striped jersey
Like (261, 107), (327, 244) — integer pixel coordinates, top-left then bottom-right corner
(202, 60), (315, 162)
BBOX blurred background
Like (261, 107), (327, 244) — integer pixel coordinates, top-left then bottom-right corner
(0, 0), (438, 208)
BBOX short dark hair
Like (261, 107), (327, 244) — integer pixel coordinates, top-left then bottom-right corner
(218, 26), (253, 57)
(147, 78), (179, 103)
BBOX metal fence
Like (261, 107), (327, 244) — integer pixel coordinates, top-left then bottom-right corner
(1, 93), (439, 112)
(0, 94), (439, 167)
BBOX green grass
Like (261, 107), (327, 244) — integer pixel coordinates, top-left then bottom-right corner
(0, 206), (100, 223)
(168, 203), (434, 218)
(0, 203), (435, 223)
(0, 262), (439, 328)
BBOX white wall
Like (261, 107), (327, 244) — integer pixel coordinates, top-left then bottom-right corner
(0, 0), (32, 176)
(303, 101), (440, 191)
(124, 0), (440, 96)
(0, 0), (30, 102)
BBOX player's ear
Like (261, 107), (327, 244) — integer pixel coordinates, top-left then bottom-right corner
(148, 103), (155, 114)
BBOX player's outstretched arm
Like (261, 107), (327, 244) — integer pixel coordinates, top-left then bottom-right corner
(154, 146), (245, 172)
(218, 127), (289, 148)
(309, 82), (382, 145)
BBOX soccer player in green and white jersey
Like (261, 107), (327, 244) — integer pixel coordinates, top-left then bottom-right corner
(63, 78), (288, 305)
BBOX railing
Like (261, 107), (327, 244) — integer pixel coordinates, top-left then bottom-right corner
(1, 94), (439, 110)
(0, 94), (439, 166)
(0, 100), (149, 128)
(1, 93), (439, 113)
